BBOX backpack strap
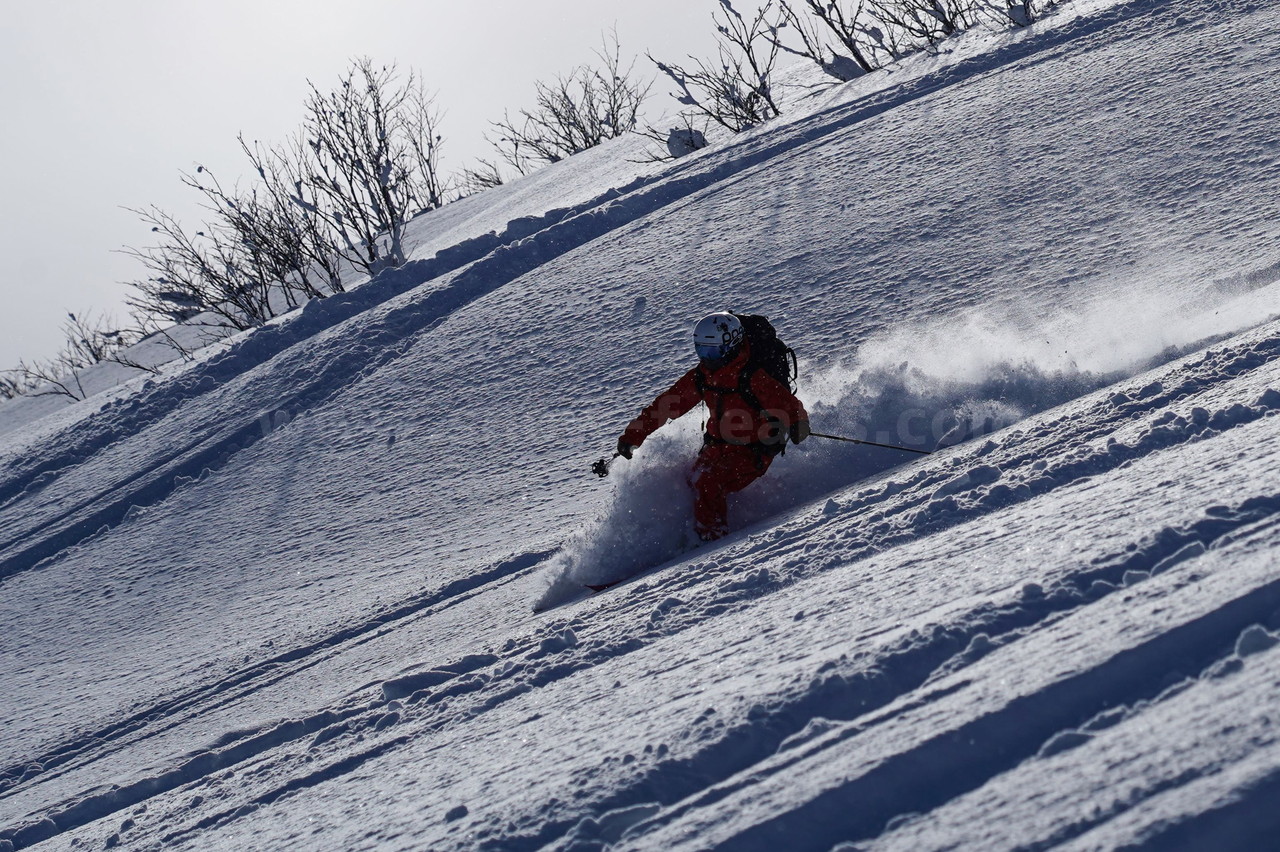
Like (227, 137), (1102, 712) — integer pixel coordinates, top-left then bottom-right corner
(693, 365), (730, 424)
(737, 365), (787, 455)
(697, 361), (783, 430)
(696, 361), (772, 418)
(736, 366), (765, 414)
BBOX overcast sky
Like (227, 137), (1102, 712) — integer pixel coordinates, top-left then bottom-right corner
(0, 0), (767, 369)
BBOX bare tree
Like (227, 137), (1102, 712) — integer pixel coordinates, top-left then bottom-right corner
(299, 57), (446, 273)
(0, 373), (28, 401)
(2, 313), (146, 401)
(981, 0), (1047, 26)
(210, 138), (347, 301)
(771, 0), (881, 80)
(123, 205), (275, 333)
(490, 32), (652, 175)
(651, 0), (784, 134)
(122, 56), (447, 348)
(456, 159), (506, 198)
(868, 0), (978, 48)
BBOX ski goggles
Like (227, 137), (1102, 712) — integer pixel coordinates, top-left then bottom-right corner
(696, 342), (728, 361)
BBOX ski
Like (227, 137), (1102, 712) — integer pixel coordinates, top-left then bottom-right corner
(532, 579), (624, 613)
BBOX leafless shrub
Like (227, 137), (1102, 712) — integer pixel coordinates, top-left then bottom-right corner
(868, 0), (979, 48)
(69, 313), (164, 377)
(651, 0), (784, 134)
(2, 359), (86, 401)
(456, 159), (506, 198)
(775, 0), (1038, 81)
(0, 374), (28, 401)
(232, 136), (346, 299)
(124, 205), (275, 333)
(122, 56), (447, 346)
(63, 312), (135, 365)
(300, 57), (446, 273)
(173, 162), (335, 321)
(490, 32), (652, 175)
(980, 0), (1049, 26)
(637, 0), (1046, 160)
(2, 313), (147, 401)
(771, 0), (882, 80)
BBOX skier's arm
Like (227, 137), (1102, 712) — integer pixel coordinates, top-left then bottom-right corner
(620, 369), (703, 449)
(749, 370), (809, 436)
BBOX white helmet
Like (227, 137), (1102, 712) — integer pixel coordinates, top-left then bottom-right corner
(693, 312), (745, 362)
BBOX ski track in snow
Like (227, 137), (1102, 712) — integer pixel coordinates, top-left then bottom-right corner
(16, 319), (1278, 852)
(8, 310), (1280, 850)
(4, 0), (1280, 848)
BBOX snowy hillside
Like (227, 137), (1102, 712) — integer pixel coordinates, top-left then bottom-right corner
(4, 0), (1280, 849)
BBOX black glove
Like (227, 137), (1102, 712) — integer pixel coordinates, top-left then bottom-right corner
(789, 420), (811, 445)
(616, 437), (635, 459)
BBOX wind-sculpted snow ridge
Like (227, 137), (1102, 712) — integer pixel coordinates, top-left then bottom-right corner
(619, 533), (1280, 852)
(861, 620), (1280, 851)
(0, 203), (590, 517)
(7, 0), (1280, 848)
(0, 0), (1202, 581)
(12, 310), (1279, 852)
(0, 547), (551, 797)
(519, 325), (1280, 852)
(0, 547), (553, 849)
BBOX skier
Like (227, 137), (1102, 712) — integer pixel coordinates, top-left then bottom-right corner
(615, 312), (810, 541)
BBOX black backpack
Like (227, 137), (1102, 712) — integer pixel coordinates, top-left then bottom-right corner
(732, 312), (798, 394)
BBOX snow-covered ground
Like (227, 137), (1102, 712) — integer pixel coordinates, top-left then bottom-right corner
(4, 0), (1280, 848)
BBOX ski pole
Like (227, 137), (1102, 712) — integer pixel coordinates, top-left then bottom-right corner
(591, 452), (622, 477)
(809, 431), (933, 455)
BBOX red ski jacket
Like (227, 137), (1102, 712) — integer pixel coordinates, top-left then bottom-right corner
(622, 342), (809, 450)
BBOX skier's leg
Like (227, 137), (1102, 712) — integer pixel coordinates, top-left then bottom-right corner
(690, 446), (730, 540)
(690, 445), (773, 540)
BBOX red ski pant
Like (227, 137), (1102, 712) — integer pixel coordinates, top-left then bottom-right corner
(688, 442), (775, 540)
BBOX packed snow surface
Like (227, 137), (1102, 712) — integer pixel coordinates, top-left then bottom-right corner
(4, 0), (1280, 849)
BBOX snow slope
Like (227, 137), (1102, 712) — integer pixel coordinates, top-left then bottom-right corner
(4, 0), (1280, 848)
